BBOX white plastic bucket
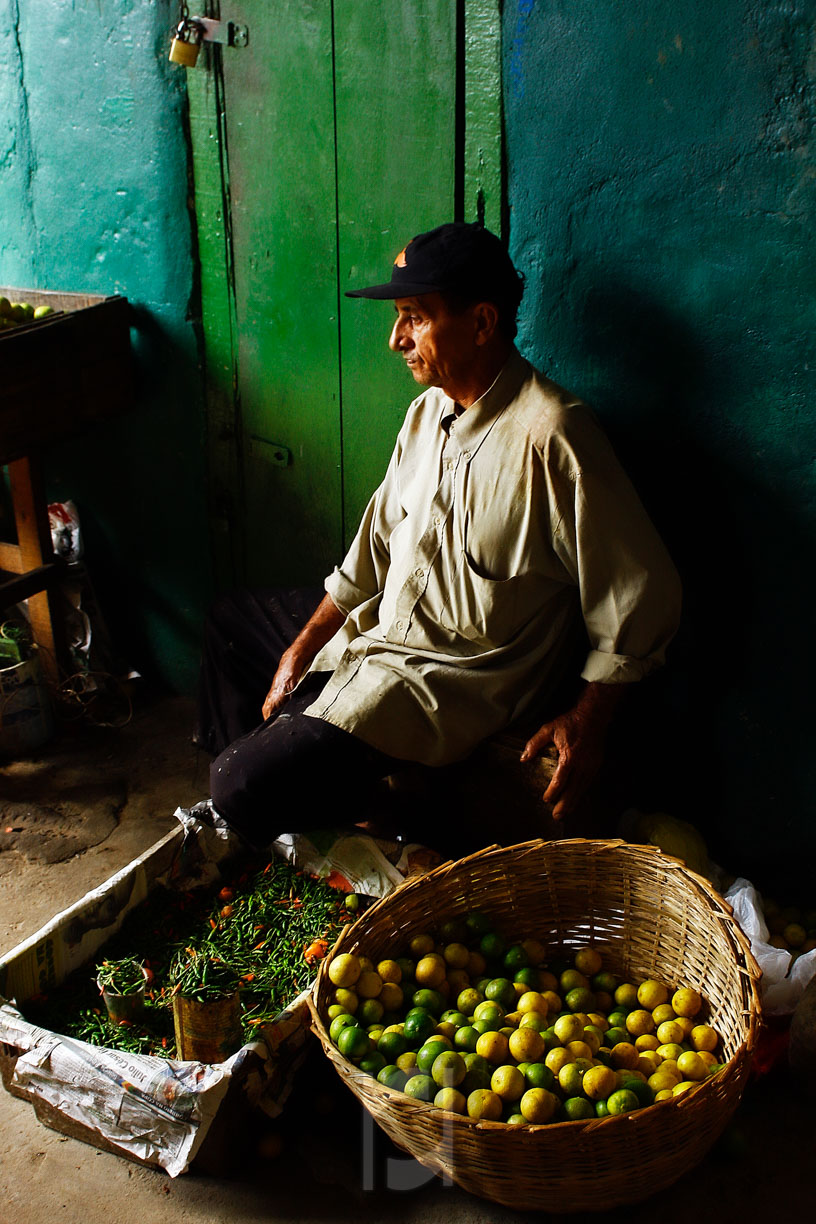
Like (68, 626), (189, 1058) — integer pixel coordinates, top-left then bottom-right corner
(0, 650), (54, 757)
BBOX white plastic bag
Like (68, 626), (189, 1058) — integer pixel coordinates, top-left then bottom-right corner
(725, 877), (816, 1015)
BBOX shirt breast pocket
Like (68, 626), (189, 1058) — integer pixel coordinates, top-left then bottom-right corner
(440, 550), (527, 648)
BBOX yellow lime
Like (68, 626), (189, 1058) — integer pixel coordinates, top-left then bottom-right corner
(415, 954), (446, 988)
(520, 1087), (559, 1123)
(509, 1027), (545, 1063)
(356, 970), (383, 999)
(467, 1088), (503, 1120)
(475, 1030), (510, 1065)
(634, 1033), (660, 1052)
(434, 1087), (467, 1113)
(625, 1009), (656, 1038)
(335, 988), (360, 1016)
(491, 1064), (526, 1101)
(328, 953), (362, 988)
(545, 1047), (574, 1075)
(637, 979), (669, 1010)
(443, 942), (470, 969)
(671, 1079), (697, 1097)
(560, 968), (590, 993)
(614, 982), (639, 1011)
(379, 982), (403, 1012)
(521, 938), (548, 966)
(377, 959), (402, 983)
(582, 1064), (617, 1100)
(609, 1042), (640, 1070)
(690, 1024), (719, 1052)
(517, 990), (547, 1015)
(574, 947), (603, 976)
(553, 1014), (585, 1044)
(656, 1042), (684, 1062)
(676, 1050), (708, 1081)
(566, 1040), (594, 1062)
(409, 933), (435, 958)
(656, 1019), (685, 1046)
(652, 1002), (676, 1026)
(671, 987), (703, 1018)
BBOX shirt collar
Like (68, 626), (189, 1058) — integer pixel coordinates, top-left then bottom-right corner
(438, 347), (529, 449)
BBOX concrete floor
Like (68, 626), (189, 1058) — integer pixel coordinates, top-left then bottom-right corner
(0, 691), (812, 1223)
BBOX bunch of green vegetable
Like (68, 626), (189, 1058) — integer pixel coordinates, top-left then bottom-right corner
(96, 957), (146, 996)
(23, 855), (358, 1059)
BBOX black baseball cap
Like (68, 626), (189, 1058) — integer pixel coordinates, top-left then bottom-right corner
(345, 222), (523, 307)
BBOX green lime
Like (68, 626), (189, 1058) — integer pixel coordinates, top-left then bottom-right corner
(358, 997), (385, 1026)
(503, 944), (530, 973)
(506, 1112), (526, 1125)
(403, 1074), (436, 1102)
(441, 1010), (468, 1029)
(431, 1050), (467, 1087)
(592, 971), (618, 994)
(453, 1025), (480, 1052)
(377, 1030), (408, 1061)
(396, 957), (416, 982)
(480, 932), (506, 962)
(329, 1013), (359, 1044)
(565, 987), (595, 1013)
(440, 916), (468, 943)
(402, 1010), (436, 1046)
(524, 1062), (555, 1091)
(412, 987), (445, 1015)
(377, 1064), (407, 1091)
(359, 1050), (387, 1076)
(484, 978), (516, 1009)
(562, 1096), (594, 1121)
(621, 1077), (654, 1107)
(464, 910), (493, 937)
(513, 965), (541, 990)
(416, 1039), (451, 1074)
(595, 1099), (610, 1117)
(337, 1025), (372, 1061)
(606, 1088), (640, 1116)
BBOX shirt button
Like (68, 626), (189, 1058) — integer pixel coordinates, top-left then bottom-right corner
(414, 568), (423, 578)
(463, 450), (471, 461)
(395, 621), (404, 632)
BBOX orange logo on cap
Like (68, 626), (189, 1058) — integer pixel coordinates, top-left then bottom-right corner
(394, 247), (408, 267)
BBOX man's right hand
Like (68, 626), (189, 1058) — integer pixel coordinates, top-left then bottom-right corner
(260, 592), (346, 721)
(261, 647), (303, 720)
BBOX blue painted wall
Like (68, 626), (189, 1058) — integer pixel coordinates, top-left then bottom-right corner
(505, 1), (816, 888)
(0, 0), (210, 692)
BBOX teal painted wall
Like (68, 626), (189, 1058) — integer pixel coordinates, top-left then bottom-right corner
(0, 0), (210, 692)
(505, 1), (816, 888)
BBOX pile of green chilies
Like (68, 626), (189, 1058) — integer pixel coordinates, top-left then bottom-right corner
(22, 856), (355, 1059)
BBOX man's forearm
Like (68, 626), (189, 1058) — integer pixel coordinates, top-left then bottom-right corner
(287, 593), (346, 672)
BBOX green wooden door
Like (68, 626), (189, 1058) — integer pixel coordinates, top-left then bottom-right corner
(188, 1), (500, 590)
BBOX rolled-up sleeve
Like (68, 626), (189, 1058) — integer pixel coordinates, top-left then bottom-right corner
(551, 429), (682, 686)
(324, 434), (406, 617)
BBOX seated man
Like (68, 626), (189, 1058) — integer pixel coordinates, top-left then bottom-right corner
(203, 223), (681, 849)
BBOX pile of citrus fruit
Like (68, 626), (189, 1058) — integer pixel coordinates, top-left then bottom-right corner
(323, 910), (727, 1125)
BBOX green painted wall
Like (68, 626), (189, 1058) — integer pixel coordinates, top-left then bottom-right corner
(504, 1), (816, 888)
(0, 0), (210, 692)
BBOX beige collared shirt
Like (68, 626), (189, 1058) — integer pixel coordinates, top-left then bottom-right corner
(305, 348), (681, 765)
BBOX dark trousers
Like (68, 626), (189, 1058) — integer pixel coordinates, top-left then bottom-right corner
(197, 588), (400, 849)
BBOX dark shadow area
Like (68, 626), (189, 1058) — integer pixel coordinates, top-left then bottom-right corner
(545, 275), (816, 895)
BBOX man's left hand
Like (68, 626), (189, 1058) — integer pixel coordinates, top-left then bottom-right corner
(520, 682), (626, 820)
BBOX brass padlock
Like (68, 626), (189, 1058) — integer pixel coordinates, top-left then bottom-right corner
(169, 18), (203, 67)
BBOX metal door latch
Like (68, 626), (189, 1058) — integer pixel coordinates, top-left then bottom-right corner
(196, 17), (249, 48)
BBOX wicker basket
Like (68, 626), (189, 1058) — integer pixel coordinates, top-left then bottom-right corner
(309, 838), (761, 1213)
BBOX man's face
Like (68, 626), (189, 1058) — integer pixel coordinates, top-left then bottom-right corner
(388, 293), (478, 394)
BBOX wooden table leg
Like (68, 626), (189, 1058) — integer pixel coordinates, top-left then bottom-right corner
(6, 456), (61, 687)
